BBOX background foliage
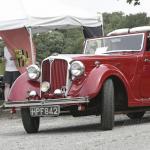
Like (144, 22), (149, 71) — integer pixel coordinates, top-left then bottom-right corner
(126, 0), (140, 5)
(103, 12), (150, 34)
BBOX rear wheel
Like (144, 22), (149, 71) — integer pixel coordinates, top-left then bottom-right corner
(127, 111), (145, 120)
(21, 108), (40, 133)
(101, 79), (114, 130)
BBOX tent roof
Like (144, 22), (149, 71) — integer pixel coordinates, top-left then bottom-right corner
(0, 15), (101, 32)
(0, 0), (102, 32)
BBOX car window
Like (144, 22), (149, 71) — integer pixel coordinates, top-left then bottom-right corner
(84, 33), (144, 54)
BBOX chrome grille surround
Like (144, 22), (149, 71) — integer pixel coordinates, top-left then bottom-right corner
(41, 56), (72, 97)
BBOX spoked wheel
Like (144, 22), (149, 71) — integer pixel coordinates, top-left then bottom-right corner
(127, 111), (145, 120)
(21, 108), (40, 133)
(101, 79), (114, 130)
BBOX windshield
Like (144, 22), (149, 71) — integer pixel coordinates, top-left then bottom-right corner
(84, 33), (144, 54)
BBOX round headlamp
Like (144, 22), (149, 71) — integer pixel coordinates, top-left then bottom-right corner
(70, 61), (85, 77)
(27, 64), (40, 80)
(41, 81), (50, 92)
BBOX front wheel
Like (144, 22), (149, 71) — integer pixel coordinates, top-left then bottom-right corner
(21, 108), (40, 133)
(101, 79), (114, 130)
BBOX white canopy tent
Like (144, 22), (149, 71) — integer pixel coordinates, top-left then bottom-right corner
(0, 0), (102, 32)
(0, 15), (102, 32)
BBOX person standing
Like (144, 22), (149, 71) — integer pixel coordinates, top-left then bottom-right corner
(3, 46), (20, 113)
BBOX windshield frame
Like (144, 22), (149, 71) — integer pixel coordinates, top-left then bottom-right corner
(84, 33), (145, 54)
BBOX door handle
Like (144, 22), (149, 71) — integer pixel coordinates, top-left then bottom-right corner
(144, 58), (150, 62)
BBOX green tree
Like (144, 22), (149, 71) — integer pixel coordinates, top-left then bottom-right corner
(124, 13), (150, 28)
(126, 0), (140, 5)
(60, 28), (84, 54)
(103, 12), (150, 35)
(103, 12), (126, 34)
(33, 31), (64, 62)
(33, 28), (84, 62)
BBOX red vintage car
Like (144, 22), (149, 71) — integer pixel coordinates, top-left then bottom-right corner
(5, 26), (150, 133)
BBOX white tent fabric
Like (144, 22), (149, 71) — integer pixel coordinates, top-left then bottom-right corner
(0, 0), (102, 32)
(0, 16), (101, 32)
(0, 19), (28, 31)
(30, 16), (102, 33)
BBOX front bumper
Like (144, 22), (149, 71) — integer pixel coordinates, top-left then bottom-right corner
(4, 97), (89, 108)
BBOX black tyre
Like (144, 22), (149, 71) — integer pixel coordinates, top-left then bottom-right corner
(21, 108), (40, 133)
(127, 111), (145, 120)
(101, 79), (114, 130)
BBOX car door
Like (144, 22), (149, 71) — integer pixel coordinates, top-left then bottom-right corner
(140, 35), (150, 98)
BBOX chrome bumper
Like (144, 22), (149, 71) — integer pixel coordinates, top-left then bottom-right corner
(4, 97), (89, 108)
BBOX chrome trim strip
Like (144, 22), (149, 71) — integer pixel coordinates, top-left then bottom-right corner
(49, 59), (54, 92)
(41, 59), (54, 96)
(65, 61), (71, 96)
(40, 61), (43, 97)
(4, 97), (89, 108)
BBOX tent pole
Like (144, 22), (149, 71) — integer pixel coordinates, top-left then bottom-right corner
(97, 12), (104, 36)
(101, 13), (105, 36)
(29, 27), (35, 64)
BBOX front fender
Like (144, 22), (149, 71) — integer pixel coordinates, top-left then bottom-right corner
(8, 72), (40, 102)
(68, 64), (130, 98)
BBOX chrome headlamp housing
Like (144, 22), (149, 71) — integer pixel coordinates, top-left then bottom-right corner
(27, 64), (41, 80)
(70, 61), (85, 77)
(41, 81), (50, 92)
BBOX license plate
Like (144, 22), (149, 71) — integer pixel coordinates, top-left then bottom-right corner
(30, 105), (60, 117)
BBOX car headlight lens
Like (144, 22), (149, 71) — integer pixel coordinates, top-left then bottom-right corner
(70, 61), (85, 77)
(27, 64), (40, 80)
(41, 81), (50, 92)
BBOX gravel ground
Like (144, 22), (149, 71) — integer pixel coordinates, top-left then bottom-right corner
(1, 110), (150, 150)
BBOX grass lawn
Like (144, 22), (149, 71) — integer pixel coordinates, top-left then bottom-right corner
(0, 62), (4, 75)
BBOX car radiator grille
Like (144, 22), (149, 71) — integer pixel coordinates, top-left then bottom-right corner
(42, 59), (68, 93)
